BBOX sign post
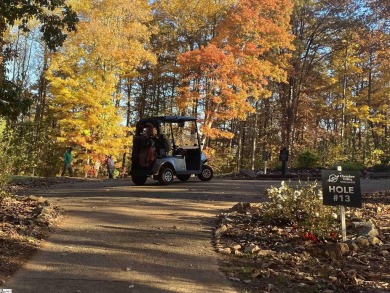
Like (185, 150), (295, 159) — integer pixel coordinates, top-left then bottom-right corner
(340, 205), (346, 241)
(279, 148), (289, 178)
(337, 166), (347, 241)
(321, 166), (361, 242)
(262, 151), (269, 174)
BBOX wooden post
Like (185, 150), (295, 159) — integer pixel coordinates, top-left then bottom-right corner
(340, 205), (347, 242)
(337, 165), (347, 242)
(282, 160), (287, 178)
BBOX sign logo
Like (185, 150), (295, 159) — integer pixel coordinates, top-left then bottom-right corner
(327, 174), (339, 183)
(0, 289), (12, 293)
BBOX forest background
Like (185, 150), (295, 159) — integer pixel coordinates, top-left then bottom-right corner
(0, 0), (388, 180)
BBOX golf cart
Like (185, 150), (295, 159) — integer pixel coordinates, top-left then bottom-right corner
(130, 116), (213, 185)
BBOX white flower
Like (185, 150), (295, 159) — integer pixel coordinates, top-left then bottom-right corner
(317, 190), (323, 200)
(293, 190), (301, 200)
(332, 213), (338, 219)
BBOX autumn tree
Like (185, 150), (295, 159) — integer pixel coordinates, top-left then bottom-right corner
(123, 0), (238, 123)
(0, 0), (77, 120)
(47, 0), (154, 175)
(257, 0), (390, 171)
(1, 0), (388, 176)
(326, 7), (389, 165)
(178, 0), (294, 155)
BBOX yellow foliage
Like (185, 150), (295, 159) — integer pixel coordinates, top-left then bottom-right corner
(46, 0), (152, 164)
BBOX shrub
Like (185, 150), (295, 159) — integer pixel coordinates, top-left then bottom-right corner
(365, 149), (387, 167)
(372, 163), (390, 172)
(0, 168), (11, 198)
(263, 181), (339, 240)
(0, 122), (13, 198)
(332, 162), (364, 171)
(113, 169), (120, 178)
(203, 147), (236, 174)
(371, 154), (390, 172)
(297, 151), (319, 168)
(273, 164), (283, 172)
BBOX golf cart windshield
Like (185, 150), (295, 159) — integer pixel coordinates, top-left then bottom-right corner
(135, 116), (200, 149)
(161, 120), (199, 148)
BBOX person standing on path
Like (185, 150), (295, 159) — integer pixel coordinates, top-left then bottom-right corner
(106, 155), (115, 179)
(61, 147), (74, 177)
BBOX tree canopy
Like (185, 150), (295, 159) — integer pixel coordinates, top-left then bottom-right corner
(0, 0), (78, 120)
(0, 0), (77, 50)
(0, 0), (388, 176)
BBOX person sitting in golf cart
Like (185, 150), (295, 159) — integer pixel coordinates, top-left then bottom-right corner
(137, 123), (157, 167)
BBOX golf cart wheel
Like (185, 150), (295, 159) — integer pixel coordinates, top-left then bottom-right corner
(197, 165), (213, 181)
(177, 174), (191, 182)
(158, 166), (174, 185)
(132, 175), (147, 186)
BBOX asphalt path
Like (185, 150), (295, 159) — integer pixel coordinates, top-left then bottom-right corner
(4, 178), (390, 293)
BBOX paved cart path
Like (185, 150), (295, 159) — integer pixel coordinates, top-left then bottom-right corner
(4, 178), (390, 293)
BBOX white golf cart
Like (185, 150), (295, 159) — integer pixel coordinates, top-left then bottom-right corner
(130, 116), (213, 185)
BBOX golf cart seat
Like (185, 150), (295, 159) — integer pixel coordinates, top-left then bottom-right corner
(156, 135), (171, 157)
(163, 136), (172, 153)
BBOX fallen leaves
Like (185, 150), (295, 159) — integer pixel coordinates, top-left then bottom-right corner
(0, 194), (62, 281)
(215, 191), (390, 293)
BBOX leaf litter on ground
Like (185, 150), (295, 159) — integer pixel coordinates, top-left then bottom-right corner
(214, 191), (390, 293)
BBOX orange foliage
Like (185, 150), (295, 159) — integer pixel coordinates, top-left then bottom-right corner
(178, 0), (294, 143)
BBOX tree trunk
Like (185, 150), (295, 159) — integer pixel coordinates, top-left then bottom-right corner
(122, 80), (133, 170)
(236, 121), (243, 172)
(35, 45), (49, 125)
(251, 102), (259, 170)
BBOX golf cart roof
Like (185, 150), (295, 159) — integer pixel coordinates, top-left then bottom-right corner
(137, 116), (197, 124)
